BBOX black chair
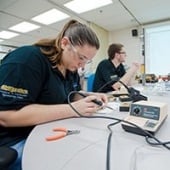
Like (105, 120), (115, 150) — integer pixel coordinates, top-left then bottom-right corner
(0, 146), (18, 170)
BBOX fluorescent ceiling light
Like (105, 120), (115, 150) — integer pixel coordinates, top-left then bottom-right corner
(0, 31), (19, 39)
(32, 8), (70, 25)
(64, 0), (113, 13)
(9, 21), (40, 33)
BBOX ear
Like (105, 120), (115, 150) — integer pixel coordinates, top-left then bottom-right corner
(61, 37), (70, 49)
(114, 53), (119, 58)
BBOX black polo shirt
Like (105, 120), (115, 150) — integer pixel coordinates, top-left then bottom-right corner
(93, 59), (126, 92)
(0, 45), (81, 146)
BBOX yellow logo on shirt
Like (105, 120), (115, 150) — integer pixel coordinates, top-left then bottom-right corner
(0, 85), (28, 94)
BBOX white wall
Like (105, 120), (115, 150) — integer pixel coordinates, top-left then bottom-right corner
(0, 46), (16, 60)
(86, 22), (109, 75)
(109, 27), (144, 67)
(85, 25), (145, 75)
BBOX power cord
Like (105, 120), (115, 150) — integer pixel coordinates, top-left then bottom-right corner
(106, 121), (121, 170)
(67, 91), (170, 170)
(146, 136), (170, 148)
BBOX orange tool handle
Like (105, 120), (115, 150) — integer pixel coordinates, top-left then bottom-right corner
(46, 132), (66, 141)
(53, 127), (67, 132)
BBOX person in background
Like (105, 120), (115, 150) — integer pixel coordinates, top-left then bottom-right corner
(93, 43), (140, 92)
(0, 19), (108, 170)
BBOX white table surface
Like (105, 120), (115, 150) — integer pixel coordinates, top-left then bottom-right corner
(22, 85), (170, 170)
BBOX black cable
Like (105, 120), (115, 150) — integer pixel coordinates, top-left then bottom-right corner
(119, 79), (140, 95)
(119, 80), (148, 102)
(145, 136), (170, 149)
(96, 78), (140, 101)
(118, 80), (129, 91)
(121, 120), (170, 150)
(96, 78), (129, 93)
(97, 79), (118, 92)
(106, 121), (121, 170)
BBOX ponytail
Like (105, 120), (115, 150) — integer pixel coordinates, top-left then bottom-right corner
(34, 19), (99, 68)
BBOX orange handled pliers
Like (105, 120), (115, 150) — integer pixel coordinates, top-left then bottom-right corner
(46, 127), (80, 141)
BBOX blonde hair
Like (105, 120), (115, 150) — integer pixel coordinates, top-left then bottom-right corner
(34, 20), (99, 69)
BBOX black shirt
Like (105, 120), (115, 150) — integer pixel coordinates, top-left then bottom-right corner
(93, 59), (126, 92)
(0, 45), (81, 146)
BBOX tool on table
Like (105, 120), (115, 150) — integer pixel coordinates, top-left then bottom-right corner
(102, 105), (116, 111)
(46, 127), (80, 141)
(78, 92), (115, 111)
(78, 92), (103, 106)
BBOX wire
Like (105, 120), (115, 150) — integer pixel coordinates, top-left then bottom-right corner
(106, 121), (121, 170)
(145, 136), (170, 149)
(67, 91), (170, 170)
(118, 80), (130, 91)
(97, 79), (118, 92)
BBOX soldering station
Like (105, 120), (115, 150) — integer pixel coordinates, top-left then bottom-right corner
(67, 79), (170, 170)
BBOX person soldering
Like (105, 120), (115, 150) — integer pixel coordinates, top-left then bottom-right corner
(0, 19), (107, 170)
(93, 43), (140, 92)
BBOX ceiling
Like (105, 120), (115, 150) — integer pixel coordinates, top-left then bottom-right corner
(0, 0), (170, 49)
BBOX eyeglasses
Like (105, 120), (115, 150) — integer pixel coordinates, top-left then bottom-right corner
(70, 43), (92, 64)
(119, 51), (126, 55)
